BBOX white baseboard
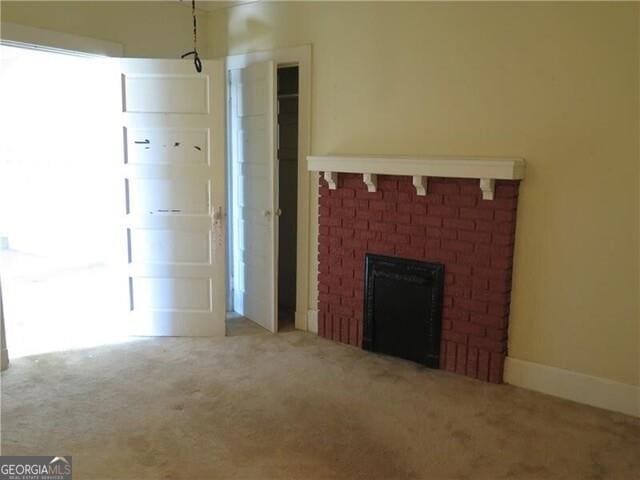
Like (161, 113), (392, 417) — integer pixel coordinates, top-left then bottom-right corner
(504, 356), (639, 418)
(1, 348), (8, 371)
(307, 309), (318, 334)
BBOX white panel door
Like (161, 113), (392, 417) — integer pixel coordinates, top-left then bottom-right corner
(229, 62), (277, 332)
(120, 59), (226, 336)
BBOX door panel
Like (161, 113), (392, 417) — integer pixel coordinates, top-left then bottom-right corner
(128, 229), (211, 264)
(229, 61), (277, 332)
(132, 277), (211, 311)
(120, 59), (226, 336)
(125, 128), (209, 165)
(126, 178), (210, 215)
(122, 74), (209, 114)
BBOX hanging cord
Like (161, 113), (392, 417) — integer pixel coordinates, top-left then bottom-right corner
(181, 0), (202, 73)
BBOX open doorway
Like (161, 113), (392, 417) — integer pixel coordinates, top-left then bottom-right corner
(0, 44), (126, 357)
(276, 66), (299, 332)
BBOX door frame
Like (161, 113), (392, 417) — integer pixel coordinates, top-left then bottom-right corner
(0, 22), (123, 57)
(226, 45), (316, 332)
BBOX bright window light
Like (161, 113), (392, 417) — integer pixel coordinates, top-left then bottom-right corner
(0, 45), (136, 357)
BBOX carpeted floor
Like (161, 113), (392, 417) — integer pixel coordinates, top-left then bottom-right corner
(1, 318), (639, 479)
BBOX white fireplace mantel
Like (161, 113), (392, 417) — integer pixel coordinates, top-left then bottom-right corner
(307, 154), (526, 200)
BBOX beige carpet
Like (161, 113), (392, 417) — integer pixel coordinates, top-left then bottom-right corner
(1, 318), (639, 479)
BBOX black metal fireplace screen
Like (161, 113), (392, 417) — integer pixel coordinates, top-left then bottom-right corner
(363, 254), (444, 368)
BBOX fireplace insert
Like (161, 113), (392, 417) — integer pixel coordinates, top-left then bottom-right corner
(363, 254), (444, 368)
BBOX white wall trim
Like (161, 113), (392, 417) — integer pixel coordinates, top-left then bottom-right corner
(307, 309), (318, 334)
(307, 154), (526, 180)
(0, 279), (8, 371)
(308, 154), (525, 200)
(226, 45), (314, 332)
(0, 22), (123, 57)
(504, 356), (640, 418)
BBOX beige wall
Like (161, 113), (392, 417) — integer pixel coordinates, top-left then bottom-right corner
(210, 1), (640, 386)
(0, 1), (210, 58)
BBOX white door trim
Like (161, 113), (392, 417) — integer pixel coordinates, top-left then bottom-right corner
(0, 279), (8, 371)
(0, 22), (123, 57)
(226, 45), (314, 332)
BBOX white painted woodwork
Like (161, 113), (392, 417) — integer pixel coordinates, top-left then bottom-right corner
(226, 45), (312, 333)
(307, 309), (319, 335)
(125, 128), (209, 165)
(362, 173), (377, 192)
(480, 178), (496, 200)
(412, 175), (428, 196)
(505, 357), (640, 418)
(0, 21), (123, 56)
(121, 58), (226, 337)
(229, 61), (278, 333)
(129, 229), (211, 264)
(308, 154), (525, 200)
(123, 75), (209, 114)
(308, 154), (525, 178)
(323, 171), (337, 190)
(0, 279), (8, 371)
(133, 277), (212, 311)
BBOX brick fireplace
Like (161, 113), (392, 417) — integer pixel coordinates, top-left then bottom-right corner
(310, 155), (524, 383)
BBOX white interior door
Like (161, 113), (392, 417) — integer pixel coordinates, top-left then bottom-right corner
(120, 59), (226, 336)
(229, 61), (277, 332)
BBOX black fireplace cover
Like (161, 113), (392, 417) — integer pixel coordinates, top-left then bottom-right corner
(363, 254), (444, 368)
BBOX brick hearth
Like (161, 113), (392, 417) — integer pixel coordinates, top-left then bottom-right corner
(317, 173), (520, 383)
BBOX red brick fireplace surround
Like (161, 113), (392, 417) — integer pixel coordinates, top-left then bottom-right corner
(317, 173), (520, 383)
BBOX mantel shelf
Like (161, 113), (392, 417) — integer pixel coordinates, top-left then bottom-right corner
(307, 154), (525, 200)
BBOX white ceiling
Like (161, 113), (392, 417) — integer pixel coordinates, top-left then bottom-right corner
(179, 0), (259, 12)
